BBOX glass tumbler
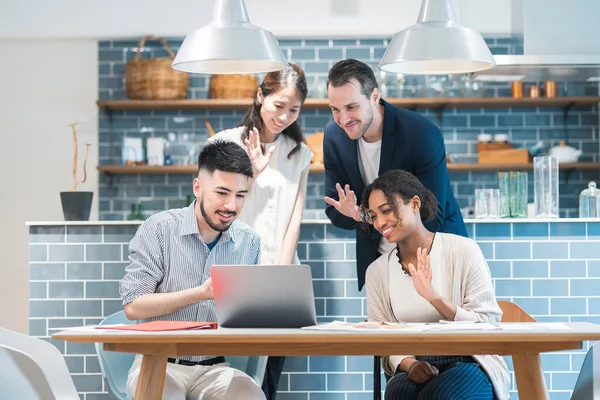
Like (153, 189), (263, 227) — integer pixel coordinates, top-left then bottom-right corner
(475, 189), (500, 219)
(498, 171), (529, 218)
(534, 156), (559, 218)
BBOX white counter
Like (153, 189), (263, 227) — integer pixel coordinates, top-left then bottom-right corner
(25, 218), (600, 226)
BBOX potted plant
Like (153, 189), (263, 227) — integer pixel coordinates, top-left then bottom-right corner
(60, 122), (93, 220)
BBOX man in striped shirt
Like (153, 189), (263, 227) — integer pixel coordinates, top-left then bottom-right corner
(120, 140), (265, 400)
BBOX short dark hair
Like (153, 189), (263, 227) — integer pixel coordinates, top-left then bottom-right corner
(327, 59), (378, 97)
(197, 139), (253, 178)
(361, 169), (438, 223)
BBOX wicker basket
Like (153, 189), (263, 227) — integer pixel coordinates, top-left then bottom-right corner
(125, 36), (189, 100)
(209, 74), (258, 99)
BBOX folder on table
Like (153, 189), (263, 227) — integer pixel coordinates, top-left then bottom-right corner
(98, 320), (218, 332)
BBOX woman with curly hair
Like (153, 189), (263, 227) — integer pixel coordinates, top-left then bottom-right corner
(360, 169), (509, 400)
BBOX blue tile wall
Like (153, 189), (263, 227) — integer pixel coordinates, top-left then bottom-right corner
(30, 220), (598, 399)
(97, 36), (599, 220)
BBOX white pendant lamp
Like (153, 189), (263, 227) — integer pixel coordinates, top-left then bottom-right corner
(172, 0), (288, 74)
(379, 0), (496, 75)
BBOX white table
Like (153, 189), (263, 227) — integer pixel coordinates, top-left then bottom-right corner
(53, 322), (600, 400)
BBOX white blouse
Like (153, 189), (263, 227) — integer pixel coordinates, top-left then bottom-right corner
(388, 234), (449, 323)
(208, 127), (313, 265)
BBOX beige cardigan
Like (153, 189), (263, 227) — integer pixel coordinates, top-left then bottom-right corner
(366, 232), (510, 400)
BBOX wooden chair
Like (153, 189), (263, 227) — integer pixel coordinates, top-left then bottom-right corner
(372, 301), (535, 400)
(497, 300), (536, 323)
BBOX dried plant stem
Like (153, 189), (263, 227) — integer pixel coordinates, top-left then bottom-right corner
(79, 144), (91, 185)
(70, 123), (78, 191)
(68, 122), (91, 191)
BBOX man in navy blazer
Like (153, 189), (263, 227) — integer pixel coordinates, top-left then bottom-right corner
(323, 59), (467, 291)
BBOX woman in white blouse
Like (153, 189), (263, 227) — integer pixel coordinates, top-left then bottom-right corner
(208, 63), (313, 399)
(359, 169), (510, 400)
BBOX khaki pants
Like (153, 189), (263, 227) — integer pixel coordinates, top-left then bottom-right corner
(126, 355), (266, 400)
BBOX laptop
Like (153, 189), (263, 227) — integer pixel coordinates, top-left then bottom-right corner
(210, 264), (317, 328)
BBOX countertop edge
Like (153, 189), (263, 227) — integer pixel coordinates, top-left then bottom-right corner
(26, 218), (600, 226)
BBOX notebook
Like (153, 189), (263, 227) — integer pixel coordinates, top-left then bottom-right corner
(98, 320), (218, 332)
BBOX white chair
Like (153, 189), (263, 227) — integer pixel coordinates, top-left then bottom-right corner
(0, 328), (79, 399)
(571, 342), (600, 400)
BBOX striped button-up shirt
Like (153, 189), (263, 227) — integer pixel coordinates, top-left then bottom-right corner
(120, 201), (261, 361)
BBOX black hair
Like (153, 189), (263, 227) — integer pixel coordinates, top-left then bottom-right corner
(360, 169), (438, 228)
(327, 58), (378, 97)
(197, 139), (253, 178)
(240, 63), (307, 158)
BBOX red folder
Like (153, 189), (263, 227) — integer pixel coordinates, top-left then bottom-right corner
(99, 320), (218, 332)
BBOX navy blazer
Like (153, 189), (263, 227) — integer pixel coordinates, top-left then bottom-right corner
(323, 100), (467, 290)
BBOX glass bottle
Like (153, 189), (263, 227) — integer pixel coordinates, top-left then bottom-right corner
(396, 74), (405, 98)
(127, 203), (145, 220)
(163, 133), (177, 166)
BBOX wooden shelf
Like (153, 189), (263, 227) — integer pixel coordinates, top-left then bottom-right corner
(96, 96), (600, 113)
(97, 164), (326, 175)
(446, 162), (600, 171)
(97, 162), (600, 176)
(98, 165), (199, 174)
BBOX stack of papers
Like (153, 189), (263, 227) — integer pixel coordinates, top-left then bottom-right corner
(302, 321), (574, 332)
(421, 322), (500, 331)
(301, 320), (572, 332)
(301, 320), (412, 332)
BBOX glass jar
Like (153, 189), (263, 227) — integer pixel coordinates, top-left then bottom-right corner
(494, 134), (509, 144)
(579, 181), (600, 218)
(512, 81), (524, 98)
(477, 133), (493, 144)
(308, 76), (326, 99)
(376, 70), (389, 98)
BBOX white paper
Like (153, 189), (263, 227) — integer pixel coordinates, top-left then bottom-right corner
(543, 323), (571, 330)
(498, 324), (534, 330)
(500, 322), (571, 330)
(301, 320), (415, 332)
(302, 321), (505, 332)
(422, 323), (501, 331)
